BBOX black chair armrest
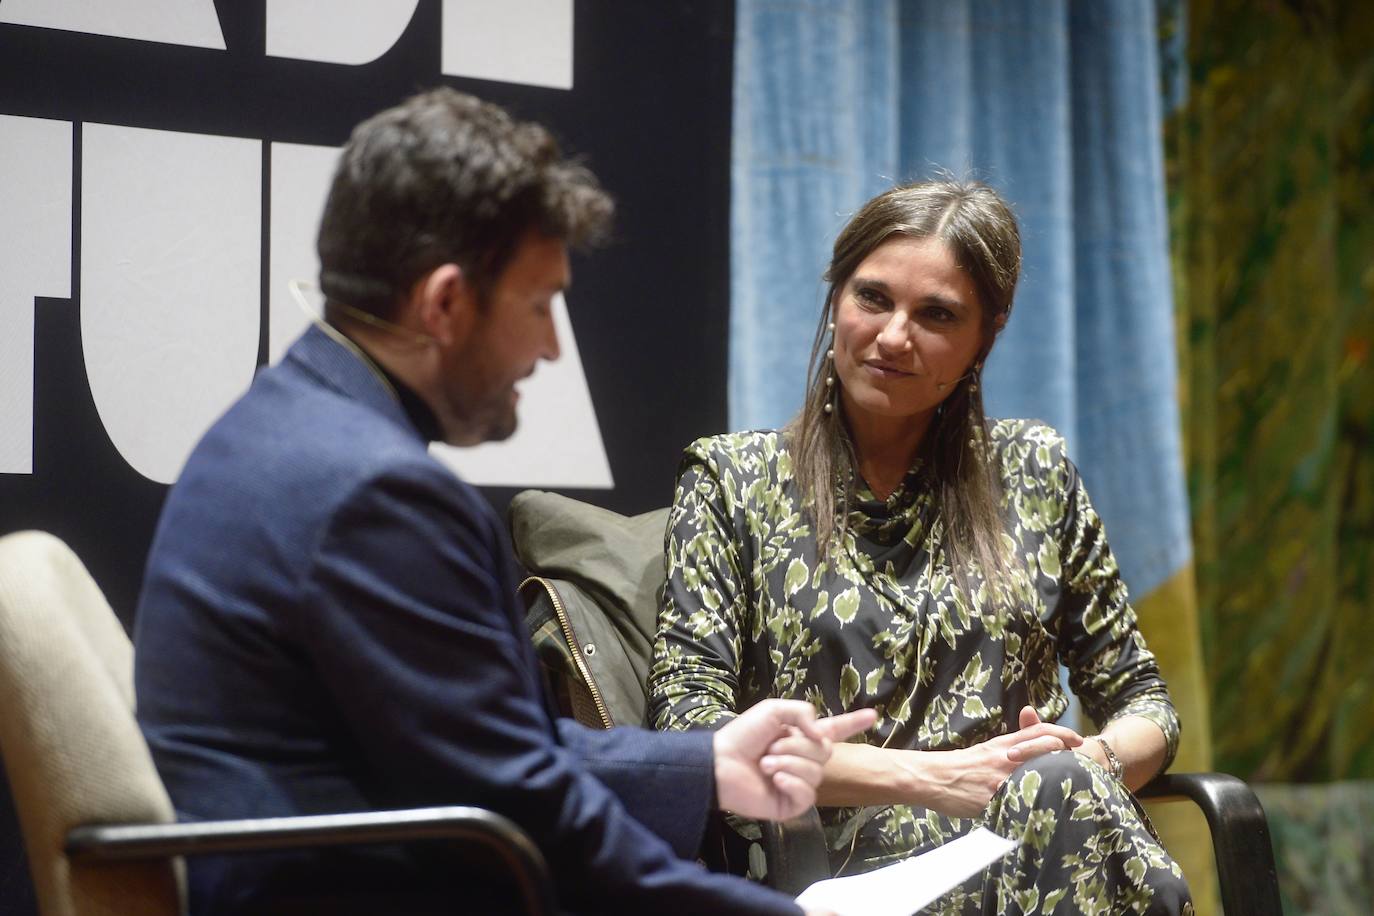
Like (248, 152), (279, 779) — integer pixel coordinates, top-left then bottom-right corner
(65, 805), (556, 916)
(1138, 772), (1282, 916)
(760, 807), (830, 895)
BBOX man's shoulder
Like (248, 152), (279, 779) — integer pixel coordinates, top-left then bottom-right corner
(196, 364), (436, 501)
(159, 361), (488, 587)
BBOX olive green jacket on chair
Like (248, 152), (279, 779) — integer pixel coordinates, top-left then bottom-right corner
(510, 490), (669, 729)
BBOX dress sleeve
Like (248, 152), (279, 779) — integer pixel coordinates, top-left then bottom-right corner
(1052, 448), (1181, 770)
(648, 442), (751, 732)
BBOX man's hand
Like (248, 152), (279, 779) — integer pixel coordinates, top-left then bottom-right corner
(928, 705), (1084, 817)
(713, 700), (876, 821)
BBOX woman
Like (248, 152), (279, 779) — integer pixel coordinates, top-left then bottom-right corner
(647, 181), (1192, 914)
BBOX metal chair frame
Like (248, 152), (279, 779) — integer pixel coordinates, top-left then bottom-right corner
(63, 805), (557, 916)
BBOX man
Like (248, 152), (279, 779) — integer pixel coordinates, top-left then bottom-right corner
(133, 88), (868, 914)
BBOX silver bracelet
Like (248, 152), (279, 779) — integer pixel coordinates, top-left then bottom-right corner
(1091, 735), (1124, 781)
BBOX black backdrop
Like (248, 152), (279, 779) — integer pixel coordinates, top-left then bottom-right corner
(0, 2), (734, 909)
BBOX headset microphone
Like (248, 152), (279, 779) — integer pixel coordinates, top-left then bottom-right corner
(288, 278), (438, 347)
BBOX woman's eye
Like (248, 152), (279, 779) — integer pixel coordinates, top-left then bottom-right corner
(925, 306), (956, 323)
(855, 288), (886, 309)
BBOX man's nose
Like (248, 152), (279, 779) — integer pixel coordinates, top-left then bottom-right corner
(543, 316), (561, 362)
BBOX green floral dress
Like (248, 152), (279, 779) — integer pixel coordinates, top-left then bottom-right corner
(648, 419), (1192, 915)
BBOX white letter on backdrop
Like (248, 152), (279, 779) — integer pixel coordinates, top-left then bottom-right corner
(266, 0), (420, 65)
(81, 124), (261, 484)
(0, 0), (226, 49)
(0, 116), (72, 474)
(268, 142), (341, 364)
(441, 0), (573, 90)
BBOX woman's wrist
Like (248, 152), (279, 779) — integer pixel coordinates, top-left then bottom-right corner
(895, 748), (962, 808)
(819, 742), (936, 807)
(1073, 735), (1108, 768)
(889, 747), (929, 804)
(1090, 735), (1124, 780)
(1075, 734), (1124, 780)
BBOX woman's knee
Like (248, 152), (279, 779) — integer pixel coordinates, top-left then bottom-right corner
(1010, 749), (1096, 795)
(1143, 866), (1193, 915)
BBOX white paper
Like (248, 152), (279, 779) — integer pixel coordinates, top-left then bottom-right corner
(795, 827), (1017, 916)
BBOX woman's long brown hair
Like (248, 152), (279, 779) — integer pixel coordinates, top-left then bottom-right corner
(784, 180), (1022, 602)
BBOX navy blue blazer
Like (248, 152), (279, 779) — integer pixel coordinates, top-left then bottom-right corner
(134, 326), (798, 915)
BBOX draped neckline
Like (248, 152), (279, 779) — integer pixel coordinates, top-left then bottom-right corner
(842, 457), (937, 574)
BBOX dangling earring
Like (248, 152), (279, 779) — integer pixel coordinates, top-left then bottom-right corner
(823, 321), (836, 415)
(937, 363), (983, 394)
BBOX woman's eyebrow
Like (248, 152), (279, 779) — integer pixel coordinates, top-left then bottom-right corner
(921, 293), (969, 311)
(852, 275), (967, 311)
(849, 276), (891, 293)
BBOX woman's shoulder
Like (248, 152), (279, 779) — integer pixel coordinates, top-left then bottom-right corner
(987, 418), (1075, 492)
(677, 430), (797, 500)
(682, 428), (788, 467)
(988, 417), (1065, 450)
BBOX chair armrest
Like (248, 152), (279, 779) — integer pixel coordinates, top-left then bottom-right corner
(759, 807), (830, 895)
(65, 805), (556, 916)
(1139, 772), (1282, 916)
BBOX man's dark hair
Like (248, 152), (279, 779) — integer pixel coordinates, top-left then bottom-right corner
(317, 87), (613, 317)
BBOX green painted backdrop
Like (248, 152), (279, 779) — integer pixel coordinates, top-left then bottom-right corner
(1165, 0), (1373, 910)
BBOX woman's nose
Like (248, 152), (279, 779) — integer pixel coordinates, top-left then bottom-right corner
(876, 313), (912, 352)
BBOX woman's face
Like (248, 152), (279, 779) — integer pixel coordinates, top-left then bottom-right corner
(832, 235), (985, 428)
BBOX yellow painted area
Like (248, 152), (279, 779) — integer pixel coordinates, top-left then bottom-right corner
(1135, 565), (1219, 915)
(1134, 564), (1212, 773)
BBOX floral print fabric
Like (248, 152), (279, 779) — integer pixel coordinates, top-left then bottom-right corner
(648, 419), (1190, 913)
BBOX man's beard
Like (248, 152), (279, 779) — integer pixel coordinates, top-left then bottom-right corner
(473, 395), (517, 443)
(439, 377), (518, 446)
(434, 327), (523, 445)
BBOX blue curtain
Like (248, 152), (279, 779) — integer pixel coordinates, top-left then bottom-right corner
(730, 0), (1190, 600)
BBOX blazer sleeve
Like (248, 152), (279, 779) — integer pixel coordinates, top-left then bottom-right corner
(294, 461), (800, 915)
(552, 718), (717, 860)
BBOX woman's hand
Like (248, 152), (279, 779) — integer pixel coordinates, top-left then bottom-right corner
(1005, 705), (1084, 763)
(924, 706), (1084, 817)
(816, 706), (1084, 812)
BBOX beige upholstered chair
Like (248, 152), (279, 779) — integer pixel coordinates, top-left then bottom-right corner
(0, 530), (181, 916)
(0, 531), (555, 915)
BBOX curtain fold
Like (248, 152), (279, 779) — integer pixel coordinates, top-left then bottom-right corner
(730, 0), (897, 434)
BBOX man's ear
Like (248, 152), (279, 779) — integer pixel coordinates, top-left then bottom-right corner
(414, 263), (474, 346)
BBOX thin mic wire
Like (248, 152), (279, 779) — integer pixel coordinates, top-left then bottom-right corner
(287, 279), (437, 346)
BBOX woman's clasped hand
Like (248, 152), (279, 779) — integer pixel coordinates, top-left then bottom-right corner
(930, 706), (1084, 817)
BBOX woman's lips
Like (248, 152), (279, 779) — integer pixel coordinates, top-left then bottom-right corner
(863, 361), (914, 379)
